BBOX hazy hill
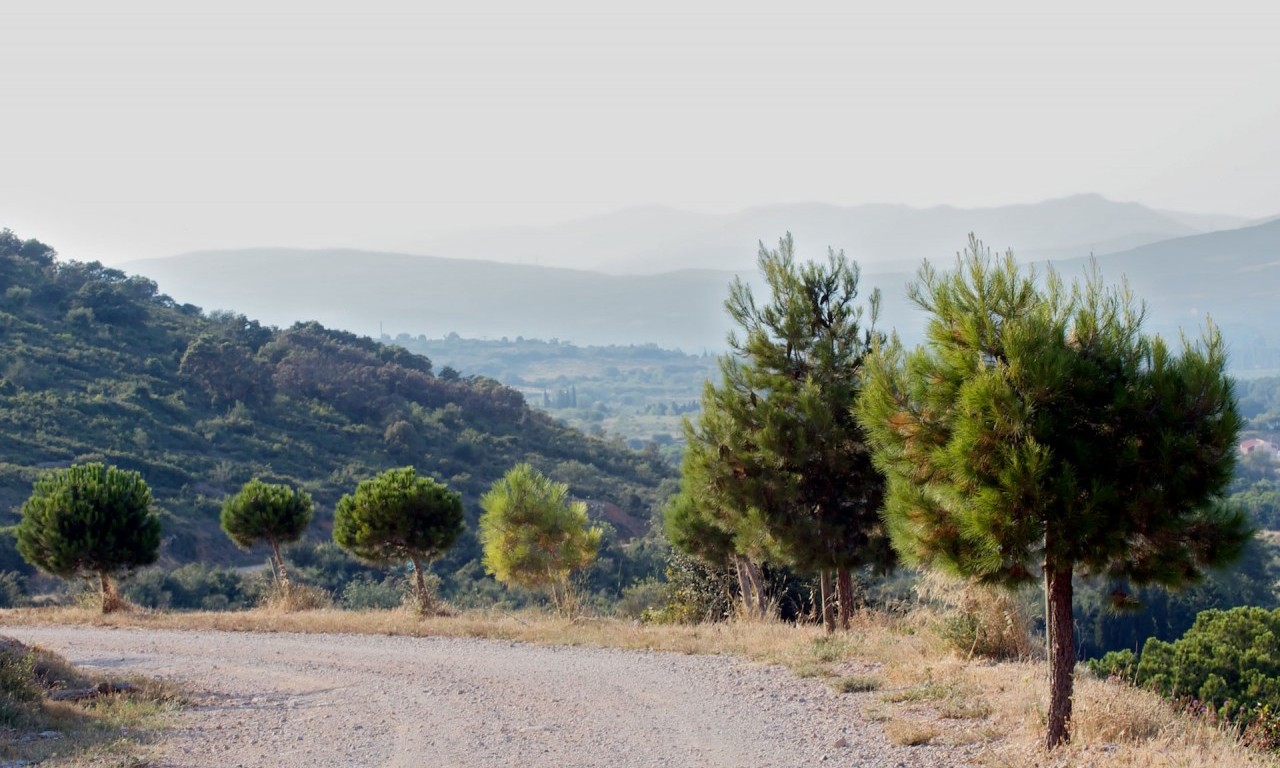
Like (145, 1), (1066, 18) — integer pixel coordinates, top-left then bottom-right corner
(0, 230), (673, 590)
(125, 216), (1280, 374)
(125, 248), (756, 351)
(1053, 218), (1280, 371)
(424, 194), (1216, 274)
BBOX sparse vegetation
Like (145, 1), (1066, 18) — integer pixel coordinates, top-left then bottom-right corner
(0, 635), (182, 765)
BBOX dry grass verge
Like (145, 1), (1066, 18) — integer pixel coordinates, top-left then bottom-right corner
(1, 636), (183, 767)
(4, 605), (1276, 768)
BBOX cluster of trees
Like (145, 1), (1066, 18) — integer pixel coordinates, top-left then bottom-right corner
(14, 461), (602, 616)
(0, 228), (672, 606)
(396, 333), (719, 455)
(668, 234), (1246, 747)
(2, 226), (1264, 749)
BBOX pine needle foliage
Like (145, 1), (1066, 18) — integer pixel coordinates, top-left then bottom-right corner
(15, 463), (160, 612)
(479, 463), (602, 616)
(220, 478), (313, 590)
(856, 235), (1251, 747)
(332, 467), (464, 614)
(668, 234), (894, 629)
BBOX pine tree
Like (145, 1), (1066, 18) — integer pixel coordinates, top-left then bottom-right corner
(479, 463), (602, 616)
(15, 463), (161, 613)
(675, 234), (894, 631)
(665, 391), (777, 619)
(333, 467), (464, 614)
(220, 478), (313, 592)
(856, 236), (1250, 747)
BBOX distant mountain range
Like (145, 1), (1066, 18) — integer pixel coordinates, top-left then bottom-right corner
(121, 195), (1280, 364)
(420, 194), (1255, 274)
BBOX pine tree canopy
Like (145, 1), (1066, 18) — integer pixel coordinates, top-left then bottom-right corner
(332, 467), (464, 566)
(15, 462), (161, 580)
(857, 235), (1251, 589)
(672, 234), (894, 576)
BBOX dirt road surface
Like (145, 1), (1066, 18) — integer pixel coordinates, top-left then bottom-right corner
(6, 626), (969, 767)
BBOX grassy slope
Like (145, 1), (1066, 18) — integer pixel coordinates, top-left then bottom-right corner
(0, 232), (673, 576)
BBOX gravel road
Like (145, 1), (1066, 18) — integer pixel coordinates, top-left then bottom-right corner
(5, 626), (971, 768)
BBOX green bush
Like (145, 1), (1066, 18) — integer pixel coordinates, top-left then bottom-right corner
(1137, 606), (1280, 723)
(340, 575), (404, 611)
(1086, 649), (1137, 681)
(644, 552), (734, 624)
(615, 578), (668, 619)
(0, 571), (27, 608)
(123, 563), (257, 611)
(0, 641), (40, 726)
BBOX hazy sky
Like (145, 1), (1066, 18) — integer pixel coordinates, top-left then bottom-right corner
(4, 2), (1279, 266)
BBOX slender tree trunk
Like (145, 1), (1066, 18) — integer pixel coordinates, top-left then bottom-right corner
(745, 560), (768, 619)
(1045, 566), (1075, 749)
(836, 567), (856, 631)
(733, 556), (753, 618)
(412, 556), (434, 615)
(1043, 565), (1052, 682)
(819, 570), (835, 633)
(270, 539), (290, 592)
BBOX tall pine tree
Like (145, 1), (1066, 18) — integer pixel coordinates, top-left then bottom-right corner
(670, 234), (893, 631)
(856, 236), (1250, 747)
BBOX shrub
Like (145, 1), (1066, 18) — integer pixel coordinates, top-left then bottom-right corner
(0, 571), (26, 608)
(1087, 649), (1138, 681)
(918, 573), (1039, 660)
(1137, 606), (1280, 722)
(645, 552), (735, 624)
(615, 578), (668, 619)
(0, 642), (39, 727)
(340, 575), (404, 611)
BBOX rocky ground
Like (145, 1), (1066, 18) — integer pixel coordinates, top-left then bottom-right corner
(5, 626), (975, 767)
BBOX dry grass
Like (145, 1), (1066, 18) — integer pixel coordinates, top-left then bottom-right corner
(4, 605), (1277, 768)
(885, 719), (941, 746)
(0, 640), (183, 767)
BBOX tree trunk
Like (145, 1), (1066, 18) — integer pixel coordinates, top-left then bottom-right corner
(733, 556), (753, 618)
(836, 567), (856, 631)
(819, 570), (835, 633)
(1045, 566), (1075, 749)
(99, 571), (123, 614)
(270, 539), (290, 592)
(412, 556), (434, 615)
(745, 560), (768, 619)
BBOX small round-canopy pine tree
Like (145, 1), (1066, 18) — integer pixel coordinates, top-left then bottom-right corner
(15, 463), (161, 613)
(332, 467), (464, 613)
(479, 463), (602, 615)
(221, 478), (313, 591)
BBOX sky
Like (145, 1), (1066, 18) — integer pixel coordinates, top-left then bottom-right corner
(3, 2), (1280, 267)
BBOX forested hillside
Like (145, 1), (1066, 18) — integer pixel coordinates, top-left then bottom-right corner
(0, 231), (674, 598)
(388, 334), (716, 458)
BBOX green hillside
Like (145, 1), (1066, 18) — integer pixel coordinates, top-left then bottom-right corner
(0, 230), (674, 596)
